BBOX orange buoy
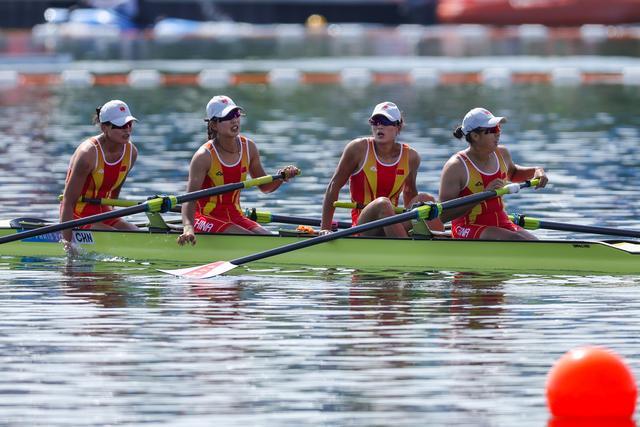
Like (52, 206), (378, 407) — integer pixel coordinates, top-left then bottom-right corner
(546, 346), (637, 418)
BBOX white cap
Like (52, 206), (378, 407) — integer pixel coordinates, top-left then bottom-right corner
(99, 100), (137, 126)
(462, 107), (506, 134)
(206, 95), (243, 120)
(369, 101), (402, 122)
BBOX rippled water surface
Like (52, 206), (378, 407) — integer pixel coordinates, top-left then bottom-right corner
(1, 79), (640, 425)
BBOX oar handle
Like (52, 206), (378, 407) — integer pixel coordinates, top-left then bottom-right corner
(175, 173), (284, 205)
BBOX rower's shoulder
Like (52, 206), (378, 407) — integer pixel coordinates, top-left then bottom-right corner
(75, 136), (99, 155)
(442, 151), (467, 173)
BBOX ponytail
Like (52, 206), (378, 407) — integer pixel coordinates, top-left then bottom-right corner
(453, 126), (465, 139)
(93, 107), (101, 125)
(453, 125), (475, 143)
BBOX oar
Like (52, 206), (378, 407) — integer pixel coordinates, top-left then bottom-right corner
(160, 179), (539, 278)
(245, 208), (352, 230)
(0, 174), (285, 245)
(334, 201), (404, 214)
(510, 213), (640, 239)
(57, 195), (182, 213)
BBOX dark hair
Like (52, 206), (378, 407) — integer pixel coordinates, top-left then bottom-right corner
(453, 125), (476, 143)
(206, 119), (217, 140)
(453, 126), (465, 139)
(93, 107), (101, 125)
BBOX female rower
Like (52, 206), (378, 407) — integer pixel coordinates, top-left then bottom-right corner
(320, 101), (443, 237)
(177, 95), (299, 245)
(60, 100), (139, 252)
(439, 107), (548, 240)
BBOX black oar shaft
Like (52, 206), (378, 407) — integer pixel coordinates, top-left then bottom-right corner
(231, 208), (422, 266)
(230, 180), (536, 266)
(0, 203), (149, 245)
(513, 215), (640, 238)
(246, 208), (351, 230)
(269, 214), (351, 229)
(1, 174), (284, 245)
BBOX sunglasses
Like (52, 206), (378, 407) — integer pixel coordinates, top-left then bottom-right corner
(481, 125), (501, 134)
(368, 115), (399, 127)
(110, 121), (133, 130)
(207, 109), (245, 123)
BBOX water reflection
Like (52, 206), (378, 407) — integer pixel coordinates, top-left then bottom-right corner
(59, 261), (160, 308)
(448, 272), (508, 331)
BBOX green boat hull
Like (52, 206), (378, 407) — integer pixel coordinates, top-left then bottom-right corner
(0, 224), (639, 274)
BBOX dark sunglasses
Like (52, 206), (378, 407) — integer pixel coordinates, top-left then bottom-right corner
(206, 109), (244, 123)
(480, 125), (501, 134)
(110, 121), (133, 130)
(368, 115), (398, 127)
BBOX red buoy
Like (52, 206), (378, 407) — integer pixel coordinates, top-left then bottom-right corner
(546, 346), (637, 418)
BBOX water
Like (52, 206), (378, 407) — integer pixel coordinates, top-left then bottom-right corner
(1, 77), (640, 425)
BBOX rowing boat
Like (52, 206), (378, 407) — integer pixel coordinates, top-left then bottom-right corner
(1, 219), (639, 275)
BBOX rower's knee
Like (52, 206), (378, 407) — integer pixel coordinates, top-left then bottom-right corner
(369, 197), (395, 216)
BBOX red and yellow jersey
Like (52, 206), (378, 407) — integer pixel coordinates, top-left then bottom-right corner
(349, 138), (410, 225)
(451, 150), (512, 228)
(197, 136), (250, 217)
(69, 137), (133, 218)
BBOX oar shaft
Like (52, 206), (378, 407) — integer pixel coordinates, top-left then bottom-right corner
(0, 202), (149, 244)
(175, 174), (281, 205)
(231, 180), (538, 266)
(511, 214), (640, 238)
(78, 196), (181, 213)
(246, 209), (351, 229)
(2, 174), (284, 245)
(58, 195), (139, 208)
(231, 206), (427, 266)
(270, 214), (351, 230)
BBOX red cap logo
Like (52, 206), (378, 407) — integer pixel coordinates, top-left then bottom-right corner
(119, 106), (126, 112)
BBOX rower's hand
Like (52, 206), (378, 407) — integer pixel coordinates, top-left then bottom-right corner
(318, 229), (333, 236)
(61, 239), (80, 257)
(486, 178), (506, 191)
(533, 168), (548, 189)
(177, 225), (196, 246)
(277, 165), (300, 182)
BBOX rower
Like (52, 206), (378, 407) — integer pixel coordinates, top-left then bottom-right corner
(438, 107), (548, 240)
(177, 95), (299, 246)
(320, 101), (443, 237)
(59, 100), (139, 253)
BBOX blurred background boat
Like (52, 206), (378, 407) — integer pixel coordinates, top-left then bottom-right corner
(2, 0), (639, 31)
(437, 0), (640, 26)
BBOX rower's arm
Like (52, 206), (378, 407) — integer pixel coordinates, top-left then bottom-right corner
(60, 144), (94, 243)
(247, 140), (290, 193)
(178, 148), (210, 245)
(402, 149), (420, 209)
(321, 140), (361, 232)
(501, 146), (548, 188)
(438, 156), (469, 223)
